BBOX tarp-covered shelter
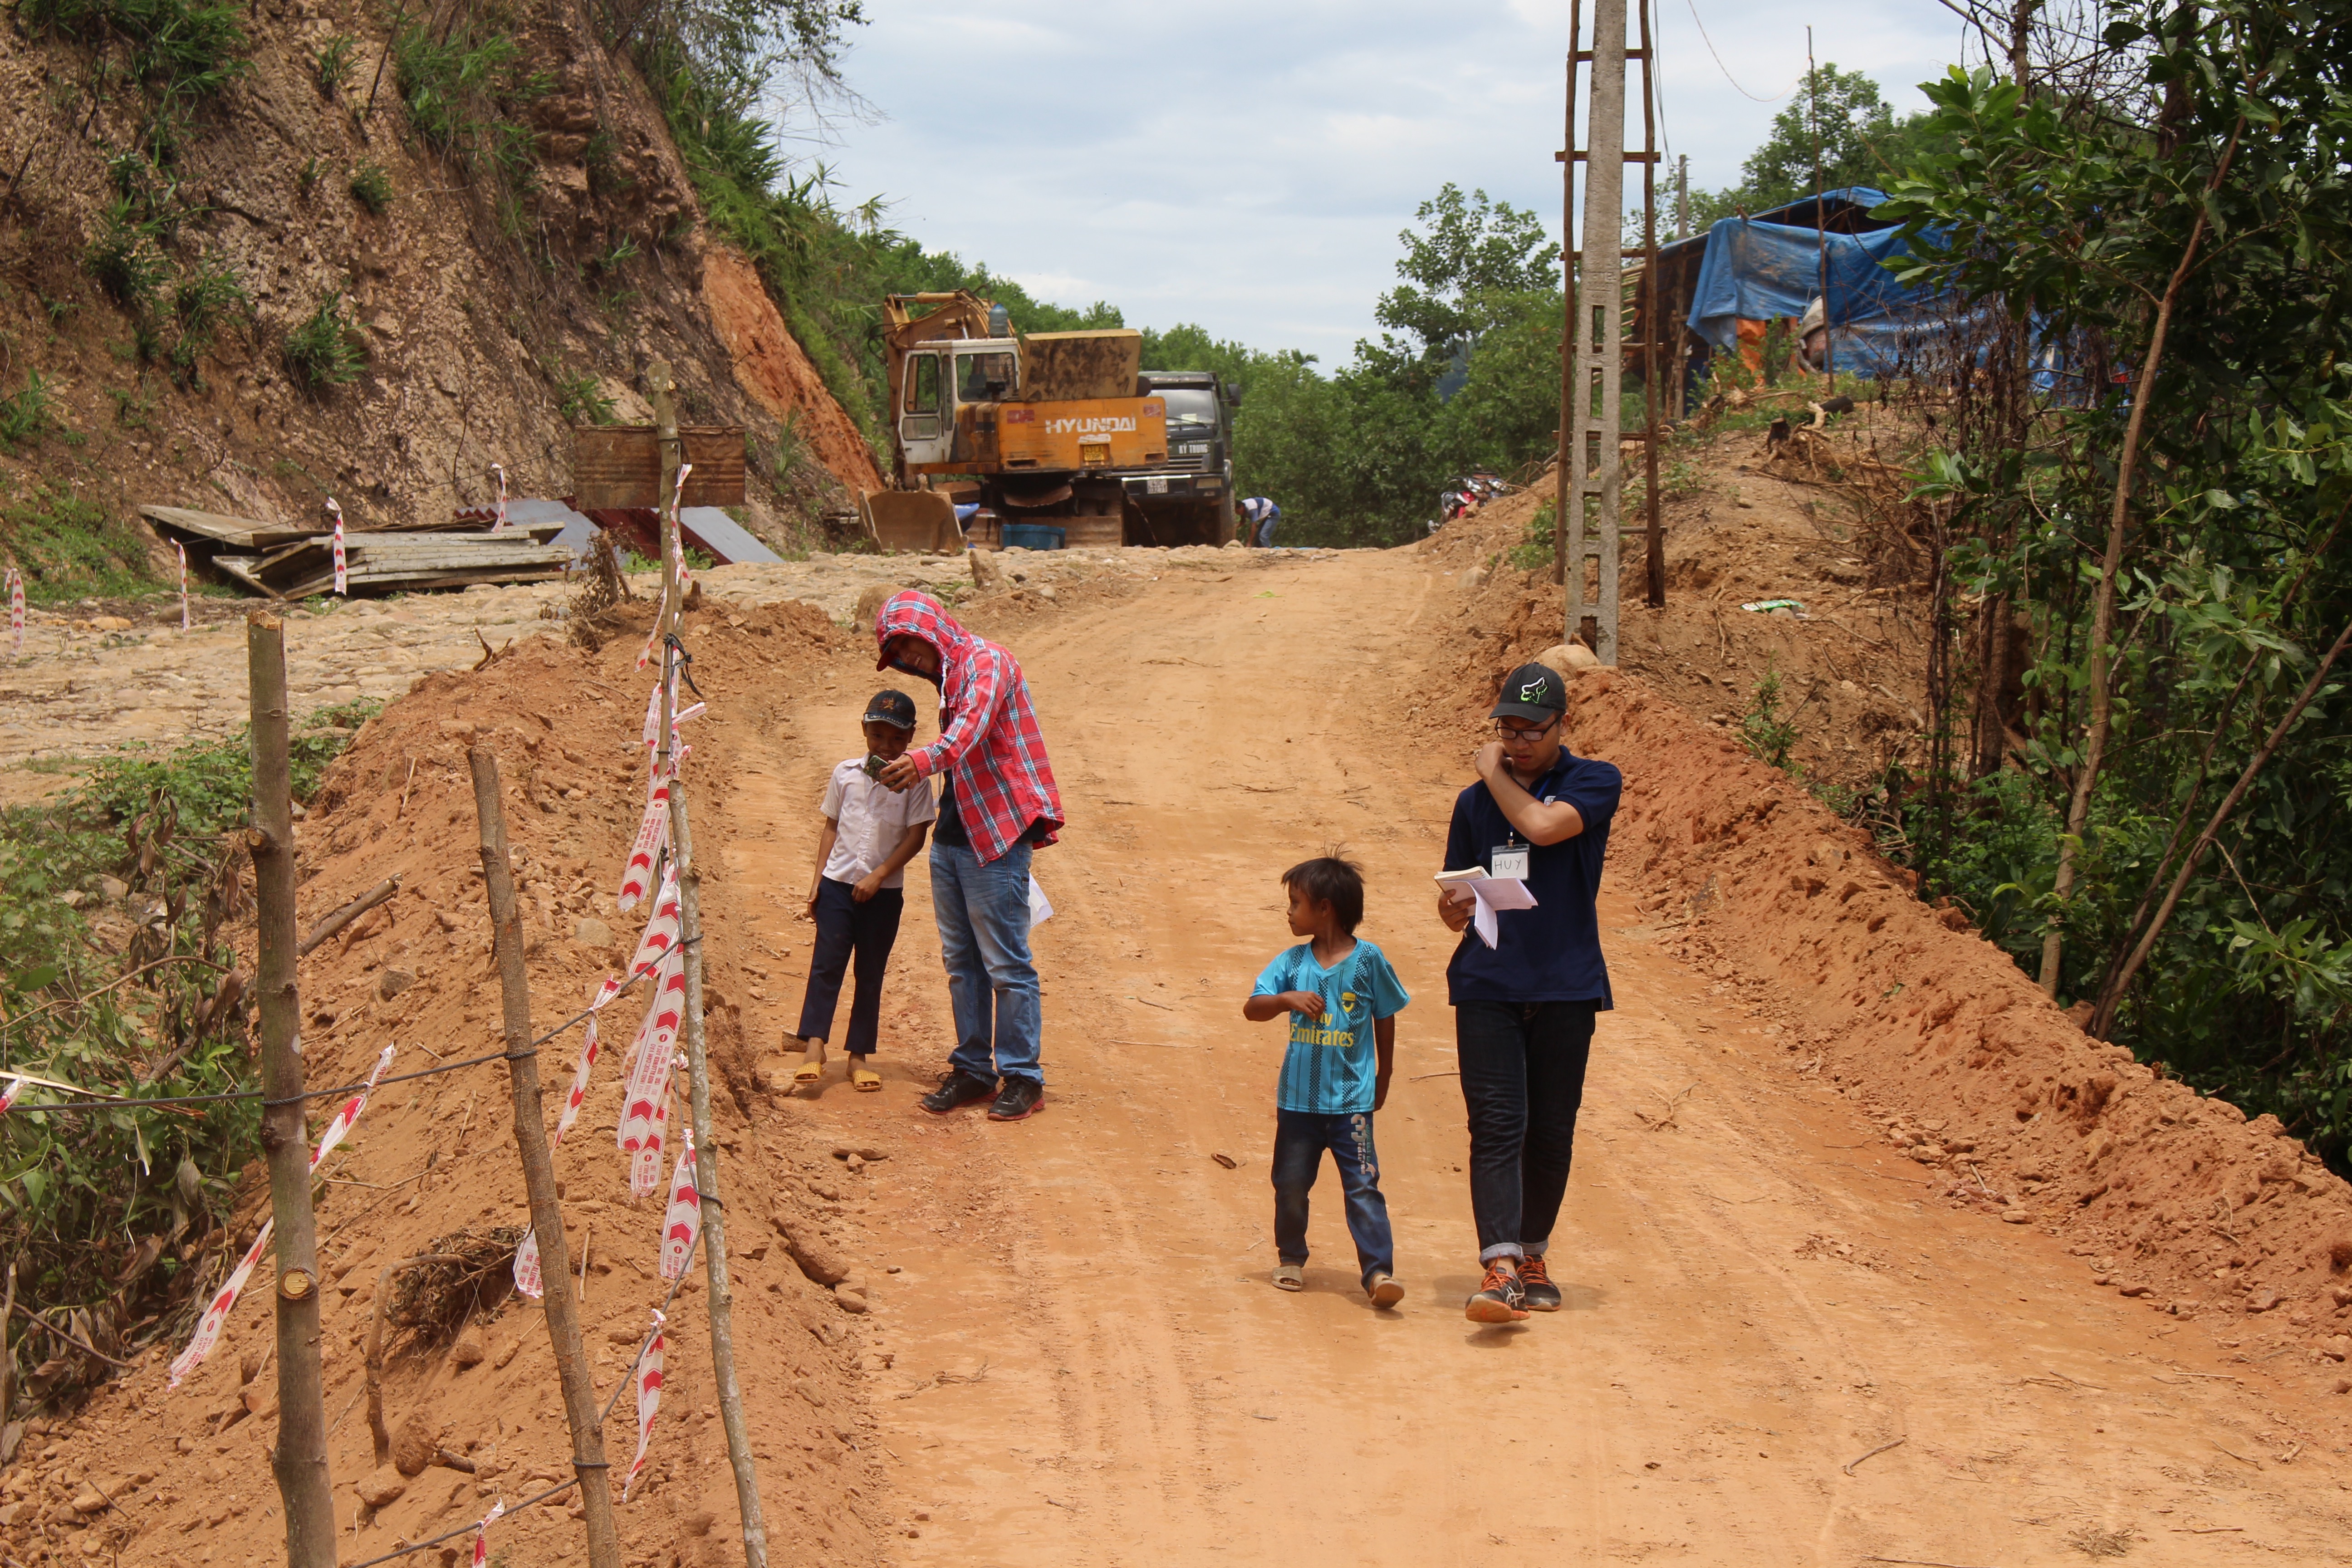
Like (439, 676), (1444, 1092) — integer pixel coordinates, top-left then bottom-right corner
(1634, 187), (1949, 384)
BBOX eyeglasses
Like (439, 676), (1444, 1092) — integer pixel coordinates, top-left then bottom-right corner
(1492, 717), (1560, 742)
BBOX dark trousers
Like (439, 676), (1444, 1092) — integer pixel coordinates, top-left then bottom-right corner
(1271, 1109), (1395, 1285)
(1455, 1000), (1599, 1262)
(794, 877), (904, 1056)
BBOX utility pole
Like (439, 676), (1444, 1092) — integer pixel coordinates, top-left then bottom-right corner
(1675, 153), (1689, 241)
(1558, 0), (1659, 660)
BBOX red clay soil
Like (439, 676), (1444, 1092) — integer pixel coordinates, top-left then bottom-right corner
(0, 600), (906, 1566)
(702, 246), (888, 498)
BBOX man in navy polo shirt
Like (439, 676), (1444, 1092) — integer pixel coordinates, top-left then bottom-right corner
(1437, 661), (1623, 1323)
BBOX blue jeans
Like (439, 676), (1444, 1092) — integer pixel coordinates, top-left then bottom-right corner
(931, 841), (1042, 1086)
(1271, 1109), (1394, 1285)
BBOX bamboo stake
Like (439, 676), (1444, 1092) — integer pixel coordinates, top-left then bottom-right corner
(468, 748), (621, 1568)
(649, 359), (770, 1567)
(246, 611), (337, 1568)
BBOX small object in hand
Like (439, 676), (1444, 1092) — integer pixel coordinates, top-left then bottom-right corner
(861, 753), (887, 779)
(1211, 1152), (1238, 1170)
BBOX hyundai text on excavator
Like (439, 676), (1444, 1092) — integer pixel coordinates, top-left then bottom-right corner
(876, 291), (1235, 549)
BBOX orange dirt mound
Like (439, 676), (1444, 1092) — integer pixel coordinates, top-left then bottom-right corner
(1443, 658), (2352, 1382)
(5, 598), (904, 1565)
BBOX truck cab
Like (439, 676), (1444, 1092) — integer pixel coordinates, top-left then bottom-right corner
(1121, 370), (1235, 546)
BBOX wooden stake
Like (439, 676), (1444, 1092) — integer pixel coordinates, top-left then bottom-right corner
(468, 748), (621, 1568)
(246, 611), (337, 1568)
(648, 357), (771, 1566)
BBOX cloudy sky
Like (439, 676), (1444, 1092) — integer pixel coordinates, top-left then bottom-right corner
(808, 0), (1987, 365)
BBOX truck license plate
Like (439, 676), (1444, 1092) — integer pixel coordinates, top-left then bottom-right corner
(1080, 441), (1109, 466)
(1146, 477), (1168, 495)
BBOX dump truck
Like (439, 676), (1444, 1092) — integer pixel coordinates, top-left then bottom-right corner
(878, 291), (1234, 549)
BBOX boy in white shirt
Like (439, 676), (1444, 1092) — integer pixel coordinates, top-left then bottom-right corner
(792, 690), (938, 1091)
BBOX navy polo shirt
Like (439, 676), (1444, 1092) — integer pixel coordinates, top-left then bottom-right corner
(1442, 748), (1623, 1007)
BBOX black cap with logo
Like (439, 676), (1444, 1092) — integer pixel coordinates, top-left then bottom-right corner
(863, 689), (918, 731)
(1490, 662), (1567, 723)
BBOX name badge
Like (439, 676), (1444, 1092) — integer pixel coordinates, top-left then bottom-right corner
(1490, 845), (1530, 881)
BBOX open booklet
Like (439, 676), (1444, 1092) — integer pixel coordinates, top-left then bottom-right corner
(1434, 867), (1539, 949)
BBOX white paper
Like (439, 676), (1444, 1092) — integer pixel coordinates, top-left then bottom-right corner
(1028, 874), (1054, 929)
(1437, 869), (1537, 950)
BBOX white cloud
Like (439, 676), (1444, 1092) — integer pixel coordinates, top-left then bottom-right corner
(810, 0), (1975, 363)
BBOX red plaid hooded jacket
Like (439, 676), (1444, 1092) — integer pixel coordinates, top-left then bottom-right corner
(874, 590), (1063, 864)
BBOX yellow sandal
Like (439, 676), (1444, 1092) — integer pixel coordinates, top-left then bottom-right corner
(851, 1065), (882, 1093)
(793, 1047), (825, 1086)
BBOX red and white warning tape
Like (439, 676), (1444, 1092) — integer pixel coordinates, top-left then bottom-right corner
(6, 566), (23, 656)
(469, 1498), (506, 1567)
(327, 498), (348, 596)
(175, 541), (189, 630)
(490, 462), (509, 533)
(622, 1311), (666, 1501)
(170, 1045), (395, 1386)
(511, 1225), (543, 1301)
(659, 1129), (700, 1282)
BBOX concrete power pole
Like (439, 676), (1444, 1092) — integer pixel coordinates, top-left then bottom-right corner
(1563, 0), (1627, 663)
(1676, 153), (1690, 241)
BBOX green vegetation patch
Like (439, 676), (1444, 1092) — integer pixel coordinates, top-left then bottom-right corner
(0, 701), (374, 1379)
(1, 485), (156, 602)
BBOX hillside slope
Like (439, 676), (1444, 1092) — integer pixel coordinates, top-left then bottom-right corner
(0, 0), (882, 570)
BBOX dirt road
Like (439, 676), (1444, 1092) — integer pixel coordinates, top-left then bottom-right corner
(720, 551), (2352, 1566)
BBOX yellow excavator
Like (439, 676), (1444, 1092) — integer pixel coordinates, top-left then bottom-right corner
(868, 291), (1233, 549)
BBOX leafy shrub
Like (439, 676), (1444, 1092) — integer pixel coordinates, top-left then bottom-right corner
(0, 370), (54, 449)
(166, 254), (245, 385)
(0, 701), (374, 1371)
(283, 290), (364, 389)
(395, 22), (520, 163)
(1507, 498), (1555, 572)
(1740, 659), (1800, 773)
(556, 374), (617, 425)
(348, 160), (394, 215)
(0, 485), (154, 600)
(313, 32), (356, 98)
(83, 201), (168, 312)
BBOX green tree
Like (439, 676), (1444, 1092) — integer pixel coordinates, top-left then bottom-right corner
(1687, 65), (1938, 226)
(1360, 184), (1555, 392)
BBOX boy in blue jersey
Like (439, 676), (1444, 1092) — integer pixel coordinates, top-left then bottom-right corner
(1244, 855), (1412, 1307)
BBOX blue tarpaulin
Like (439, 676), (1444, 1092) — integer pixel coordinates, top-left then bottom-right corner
(1687, 188), (1945, 377)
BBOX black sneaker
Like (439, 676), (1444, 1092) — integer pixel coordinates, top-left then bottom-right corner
(919, 1070), (999, 1115)
(987, 1077), (1044, 1121)
(1518, 1253), (1562, 1312)
(1465, 1258), (1529, 1323)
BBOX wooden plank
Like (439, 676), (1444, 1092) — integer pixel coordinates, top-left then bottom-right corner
(139, 504), (321, 551)
(210, 555), (285, 598)
(571, 426), (747, 508)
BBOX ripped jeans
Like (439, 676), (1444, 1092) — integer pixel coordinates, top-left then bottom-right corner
(1270, 1109), (1395, 1286)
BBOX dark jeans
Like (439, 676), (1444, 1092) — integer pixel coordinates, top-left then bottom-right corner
(794, 877), (904, 1056)
(1455, 1000), (1599, 1263)
(1271, 1109), (1395, 1285)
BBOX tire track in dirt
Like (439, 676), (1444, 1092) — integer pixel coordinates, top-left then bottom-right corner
(748, 551), (2352, 1566)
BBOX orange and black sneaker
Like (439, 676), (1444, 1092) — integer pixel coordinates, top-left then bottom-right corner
(1519, 1253), (1562, 1312)
(1465, 1258), (1529, 1323)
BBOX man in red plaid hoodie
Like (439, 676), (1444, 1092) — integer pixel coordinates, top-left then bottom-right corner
(873, 590), (1065, 1121)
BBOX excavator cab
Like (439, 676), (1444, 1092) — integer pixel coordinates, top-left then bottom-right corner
(897, 337), (1019, 468)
